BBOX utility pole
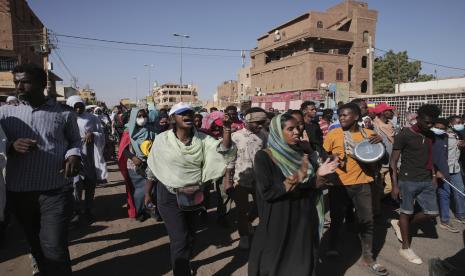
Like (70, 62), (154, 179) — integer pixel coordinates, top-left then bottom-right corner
(43, 27), (50, 93)
(173, 33), (190, 90)
(368, 35), (373, 94)
(133, 77), (138, 105)
(397, 55), (400, 94)
(144, 64), (154, 97)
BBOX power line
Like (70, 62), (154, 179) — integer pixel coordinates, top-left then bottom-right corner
(54, 32), (247, 52)
(374, 47), (465, 71)
(53, 49), (75, 82)
(53, 32), (465, 72)
(57, 41), (244, 58)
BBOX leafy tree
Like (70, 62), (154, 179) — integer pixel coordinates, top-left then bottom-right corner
(373, 50), (433, 94)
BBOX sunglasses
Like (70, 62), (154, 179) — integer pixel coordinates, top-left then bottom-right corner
(176, 110), (194, 116)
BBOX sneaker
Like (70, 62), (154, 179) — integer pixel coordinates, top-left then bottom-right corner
(390, 219), (403, 242)
(30, 254), (40, 275)
(453, 217), (465, 224)
(399, 248), (423, 264)
(439, 222), (460, 233)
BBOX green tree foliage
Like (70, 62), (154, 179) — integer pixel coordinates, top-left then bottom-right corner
(373, 50), (434, 94)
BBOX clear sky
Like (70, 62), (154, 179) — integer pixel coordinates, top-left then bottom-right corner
(27, 0), (465, 106)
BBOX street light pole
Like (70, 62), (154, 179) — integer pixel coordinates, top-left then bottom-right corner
(173, 33), (190, 90)
(133, 77), (138, 105)
(144, 64), (154, 97)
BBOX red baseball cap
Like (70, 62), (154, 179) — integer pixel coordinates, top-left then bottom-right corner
(373, 102), (396, 114)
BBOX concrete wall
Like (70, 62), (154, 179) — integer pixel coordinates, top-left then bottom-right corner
(395, 77), (465, 93)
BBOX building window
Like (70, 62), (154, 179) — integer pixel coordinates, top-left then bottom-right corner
(348, 65), (352, 81)
(246, 73), (249, 78)
(316, 67), (324, 81)
(361, 56), (367, 68)
(0, 57), (18, 71)
(363, 31), (369, 43)
(361, 80), (367, 93)
(336, 69), (343, 81)
(317, 21), (323, 29)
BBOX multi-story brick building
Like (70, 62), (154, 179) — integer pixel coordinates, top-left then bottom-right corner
(153, 83), (199, 109)
(0, 0), (60, 99)
(79, 88), (96, 104)
(215, 80), (238, 109)
(238, 66), (252, 97)
(250, 0), (377, 110)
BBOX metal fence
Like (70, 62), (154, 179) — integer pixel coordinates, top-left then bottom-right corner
(361, 91), (465, 126)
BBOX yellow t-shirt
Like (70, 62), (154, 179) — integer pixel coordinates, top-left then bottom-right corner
(323, 128), (375, 185)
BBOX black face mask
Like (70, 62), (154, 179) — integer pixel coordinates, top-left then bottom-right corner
(17, 92), (31, 102)
(17, 91), (43, 104)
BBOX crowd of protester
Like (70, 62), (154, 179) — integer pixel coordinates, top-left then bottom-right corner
(0, 63), (464, 276)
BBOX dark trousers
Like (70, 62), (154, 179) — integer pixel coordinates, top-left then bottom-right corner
(8, 185), (74, 276)
(157, 182), (197, 276)
(329, 184), (374, 258)
(74, 177), (96, 213)
(232, 185), (256, 237)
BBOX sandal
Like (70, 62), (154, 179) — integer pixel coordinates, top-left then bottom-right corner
(367, 262), (389, 276)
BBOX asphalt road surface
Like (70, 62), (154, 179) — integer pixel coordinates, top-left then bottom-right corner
(1, 162), (464, 275)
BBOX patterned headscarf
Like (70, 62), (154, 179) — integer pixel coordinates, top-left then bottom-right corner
(268, 114), (314, 181)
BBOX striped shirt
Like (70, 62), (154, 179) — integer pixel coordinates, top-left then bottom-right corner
(0, 99), (81, 192)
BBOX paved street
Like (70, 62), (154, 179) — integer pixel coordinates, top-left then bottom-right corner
(1, 162), (464, 276)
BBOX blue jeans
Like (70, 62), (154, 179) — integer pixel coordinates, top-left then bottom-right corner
(398, 180), (438, 215)
(438, 173), (465, 223)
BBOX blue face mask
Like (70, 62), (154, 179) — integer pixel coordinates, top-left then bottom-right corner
(430, 127), (446, 136)
(453, 124), (465, 132)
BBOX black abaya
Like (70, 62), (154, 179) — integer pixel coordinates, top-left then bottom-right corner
(248, 150), (320, 276)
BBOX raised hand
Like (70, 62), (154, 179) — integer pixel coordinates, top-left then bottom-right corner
(316, 157), (339, 177)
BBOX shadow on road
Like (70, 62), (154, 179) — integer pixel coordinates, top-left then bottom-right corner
(316, 200), (397, 276)
(73, 239), (172, 276)
(70, 223), (167, 266)
(191, 208), (248, 275)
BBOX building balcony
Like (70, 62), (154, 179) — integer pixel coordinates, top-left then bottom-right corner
(253, 28), (355, 56)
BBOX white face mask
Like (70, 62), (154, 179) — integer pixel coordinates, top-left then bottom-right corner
(452, 124), (465, 132)
(136, 117), (147, 127)
(430, 127), (446, 136)
(391, 116), (398, 127)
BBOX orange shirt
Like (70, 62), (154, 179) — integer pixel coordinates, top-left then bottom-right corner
(323, 128), (375, 185)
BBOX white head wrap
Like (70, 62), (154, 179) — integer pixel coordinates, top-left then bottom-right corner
(6, 96), (18, 103)
(66, 95), (84, 108)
